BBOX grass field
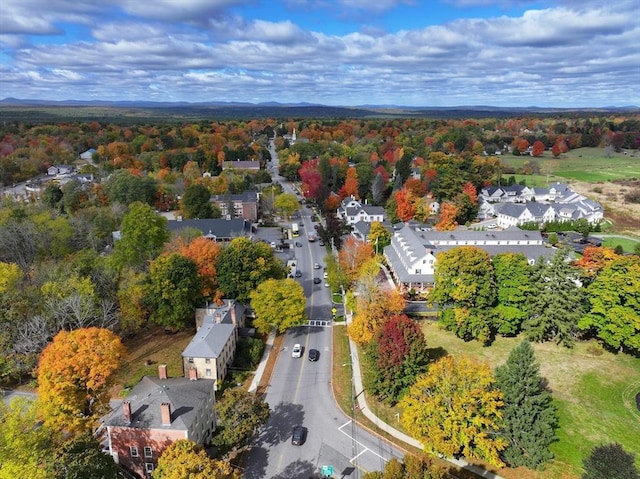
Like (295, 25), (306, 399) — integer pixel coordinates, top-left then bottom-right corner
(501, 147), (640, 183)
(600, 236), (640, 253)
(419, 322), (640, 479)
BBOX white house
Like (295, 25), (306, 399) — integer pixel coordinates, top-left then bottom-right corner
(337, 197), (385, 225)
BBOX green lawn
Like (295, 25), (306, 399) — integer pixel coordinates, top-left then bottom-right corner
(419, 322), (640, 478)
(501, 147), (640, 183)
(601, 236), (640, 253)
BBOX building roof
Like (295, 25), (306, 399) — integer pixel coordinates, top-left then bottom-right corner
(182, 322), (236, 359)
(167, 218), (251, 238)
(210, 191), (258, 203)
(104, 376), (214, 430)
(384, 244), (435, 284)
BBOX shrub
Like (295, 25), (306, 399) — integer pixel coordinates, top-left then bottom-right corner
(623, 189), (640, 204)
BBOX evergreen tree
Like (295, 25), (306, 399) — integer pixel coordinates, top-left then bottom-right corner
(522, 250), (586, 347)
(371, 172), (386, 205)
(495, 340), (557, 469)
(582, 443), (639, 479)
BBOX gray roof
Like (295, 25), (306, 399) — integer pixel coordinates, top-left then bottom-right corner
(210, 191), (258, 203)
(384, 244), (434, 284)
(182, 322), (236, 359)
(167, 218), (251, 238)
(411, 225), (544, 243)
(104, 376), (214, 430)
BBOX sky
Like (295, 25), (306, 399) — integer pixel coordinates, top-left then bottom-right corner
(0, 0), (639, 108)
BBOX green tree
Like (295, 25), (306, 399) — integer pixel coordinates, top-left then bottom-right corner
(523, 250), (586, 347)
(0, 398), (53, 479)
(582, 443), (639, 479)
(146, 254), (202, 330)
(213, 389), (270, 455)
(575, 218), (591, 240)
(153, 439), (238, 479)
(400, 355), (506, 467)
(274, 192), (299, 218)
(495, 340), (557, 469)
(367, 314), (429, 405)
(42, 182), (64, 208)
(217, 237), (286, 303)
(249, 278), (306, 334)
(579, 256), (640, 353)
(181, 183), (213, 219)
(103, 169), (157, 206)
(50, 434), (118, 479)
(110, 202), (169, 271)
(492, 253), (532, 336)
(430, 246), (497, 343)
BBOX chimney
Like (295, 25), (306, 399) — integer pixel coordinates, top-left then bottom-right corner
(230, 302), (237, 325)
(188, 368), (198, 381)
(123, 400), (132, 423)
(160, 402), (171, 426)
(158, 364), (168, 380)
(215, 312), (222, 323)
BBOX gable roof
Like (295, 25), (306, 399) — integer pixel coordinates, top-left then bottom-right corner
(104, 376), (214, 430)
(167, 218), (251, 238)
(182, 323), (236, 359)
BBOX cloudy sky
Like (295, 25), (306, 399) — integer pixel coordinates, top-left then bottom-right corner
(1, 0), (638, 107)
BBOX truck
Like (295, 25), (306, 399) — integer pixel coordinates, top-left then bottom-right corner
(292, 222), (299, 237)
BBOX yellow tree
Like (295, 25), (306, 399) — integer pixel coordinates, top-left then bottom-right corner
(338, 237), (375, 285)
(37, 327), (127, 435)
(116, 268), (149, 333)
(250, 279), (307, 334)
(400, 355), (506, 467)
(153, 439), (238, 479)
(348, 266), (406, 345)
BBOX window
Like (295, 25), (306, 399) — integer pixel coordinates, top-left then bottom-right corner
(188, 357), (194, 364)
(130, 446), (139, 457)
(144, 446), (153, 458)
(205, 358), (210, 364)
(205, 369), (211, 377)
(145, 463), (154, 474)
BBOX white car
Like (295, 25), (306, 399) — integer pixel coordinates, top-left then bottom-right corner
(292, 344), (302, 358)
(323, 272), (328, 279)
(314, 263), (321, 269)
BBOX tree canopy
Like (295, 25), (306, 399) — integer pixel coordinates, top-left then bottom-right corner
(153, 439), (239, 479)
(582, 443), (639, 479)
(216, 237), (286, 303)
(400, 355), (506, 467)
(181, 183), (214, 219)
(249, 278), (307, 334)
(37, 327), (127, 435)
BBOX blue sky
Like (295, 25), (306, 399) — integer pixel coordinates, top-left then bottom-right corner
(1, 0), (638, 107)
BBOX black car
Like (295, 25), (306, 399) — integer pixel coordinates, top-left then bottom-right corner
(295, 241), (302, 247)
(291, 425), (307, 445)
(313, 277), (321, 284)
(308, 349), (319, 361)
(295, 271), (302, 278)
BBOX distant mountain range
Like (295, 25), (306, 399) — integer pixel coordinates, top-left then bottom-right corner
(1, 97), (637, 120)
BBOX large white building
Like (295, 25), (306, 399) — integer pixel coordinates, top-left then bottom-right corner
(384, 225), (554, 294)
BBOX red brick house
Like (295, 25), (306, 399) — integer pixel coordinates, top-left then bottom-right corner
(102, 365), (216, 478)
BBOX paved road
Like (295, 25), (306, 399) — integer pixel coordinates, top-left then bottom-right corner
(243, 142), (404, 478)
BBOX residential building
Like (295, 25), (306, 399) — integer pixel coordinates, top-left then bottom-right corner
(166, 218), (252, 241)
(337, 197), (385, 226)
(183, 299), (244, 388)
(79, 148), (97, 162)
(384, 224), (554, 294)
(103, 366), (215, 478)
(210, 191), (259, 221)
(222, 160), (261, 171)
(47, 164), (74, 176)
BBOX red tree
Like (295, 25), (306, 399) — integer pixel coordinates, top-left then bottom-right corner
(531, 140), (545, 157)
(395, 189), (416, 222)
(461, 181), (478, 204)
(435, 202), (458, 231)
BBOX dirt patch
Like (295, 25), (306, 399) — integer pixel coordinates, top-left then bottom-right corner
(570, 180), (640, 236)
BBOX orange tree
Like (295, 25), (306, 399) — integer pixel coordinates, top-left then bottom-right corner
(37, 327), (127, 435)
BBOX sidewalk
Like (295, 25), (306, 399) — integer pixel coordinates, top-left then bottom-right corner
(248, 330), (276, 394)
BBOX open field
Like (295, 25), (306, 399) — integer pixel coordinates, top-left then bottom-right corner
(419, 322), (640, 479)
(500, 147), (640, 236)
(113, 327), (193, 394)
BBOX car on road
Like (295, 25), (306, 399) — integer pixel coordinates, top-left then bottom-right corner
(323, 272), (328, 279)
(308, 349), (319, 361)
(295, 241), (302, 247)
(291, 426), (307, 445)
(313, 277), (321, 284)
(319, 240), (325, 246)
(295, 271), (302, 278)
(314, 263), (321, 269)
(292, 344), (302, 358)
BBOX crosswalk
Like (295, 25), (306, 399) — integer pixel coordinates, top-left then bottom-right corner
(307, 319), (332, 327)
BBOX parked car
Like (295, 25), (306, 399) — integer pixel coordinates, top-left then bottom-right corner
(314, 263), (321, 269)
(318, 240), (325, 246)
(313, 277), (321, 284)
(295, 271), (302, 278)
(291, 425), (307, 445)
(308, 349), (319, 362)
(323, 272), (328, 279)
(292, 344), (302, 358)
